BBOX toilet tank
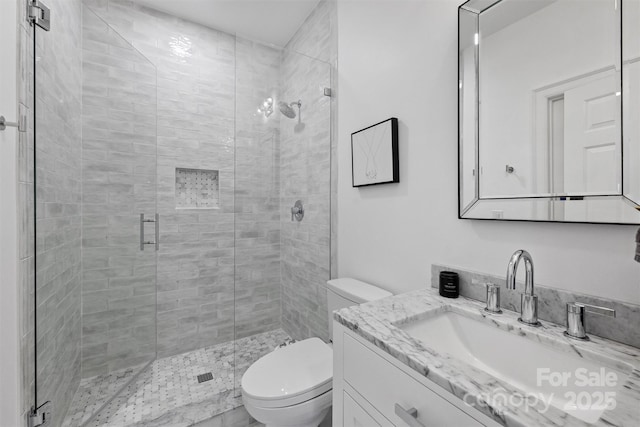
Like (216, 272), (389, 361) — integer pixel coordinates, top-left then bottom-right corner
(326, 278), (392, 340)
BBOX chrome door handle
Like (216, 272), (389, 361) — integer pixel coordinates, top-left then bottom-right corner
(395, 404), (426, 427)
(140, 213), (159, 251)
(0, 115), (22, 131)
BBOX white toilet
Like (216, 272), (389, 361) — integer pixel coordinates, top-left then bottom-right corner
(241, 278), (392, 427)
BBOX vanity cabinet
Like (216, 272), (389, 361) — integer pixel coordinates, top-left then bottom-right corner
(333, 323), (501, 427)
(343, 391), (383, 427)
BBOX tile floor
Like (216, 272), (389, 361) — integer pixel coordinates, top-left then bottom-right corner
(63, 363), (148, 427)
(62, 329), (289, 427)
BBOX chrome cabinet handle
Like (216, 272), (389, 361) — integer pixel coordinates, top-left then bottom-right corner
(140, 213), (159, 251)
(565, 302), (615, 340)
(395, 404), (426, 427)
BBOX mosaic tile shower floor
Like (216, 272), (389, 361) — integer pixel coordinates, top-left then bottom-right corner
(63, 329), (289, 427)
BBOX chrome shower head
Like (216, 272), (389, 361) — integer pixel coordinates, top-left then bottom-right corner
(278, 100), (301, 119)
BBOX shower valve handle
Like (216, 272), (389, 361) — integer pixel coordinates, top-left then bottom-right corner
(291, 200), (304, 222)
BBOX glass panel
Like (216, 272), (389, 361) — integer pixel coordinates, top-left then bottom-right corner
(277, 51), (332, 342)
(233, 42), (333, 398)
(33, 2), (84, 426)
(78, 3), (158, 385)
(35, 5), (158, 425)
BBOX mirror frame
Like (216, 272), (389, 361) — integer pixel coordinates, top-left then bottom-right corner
(458, 0), (640, 225)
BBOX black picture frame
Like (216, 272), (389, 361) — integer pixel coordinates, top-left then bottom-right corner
(351, 117), (399, 187)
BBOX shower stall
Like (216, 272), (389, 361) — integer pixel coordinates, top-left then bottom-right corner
(22, 0), (336, 425)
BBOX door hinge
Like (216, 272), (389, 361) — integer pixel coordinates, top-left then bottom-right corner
(28, 401), (52, 427)
(27, 0), (51, 31)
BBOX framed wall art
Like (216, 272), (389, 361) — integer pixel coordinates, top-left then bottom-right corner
(351, 117), (399, 187)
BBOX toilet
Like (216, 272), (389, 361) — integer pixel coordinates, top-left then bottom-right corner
(241, 278), (392, 427)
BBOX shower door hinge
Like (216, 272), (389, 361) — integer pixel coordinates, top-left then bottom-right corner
(323, 87), (332, 97)
(27, 0), (51, 31)
(28, 401), (52, 427)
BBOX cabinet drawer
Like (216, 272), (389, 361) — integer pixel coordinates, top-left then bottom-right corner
(343, 333), (483, 427)
(344, 391), (383, 427)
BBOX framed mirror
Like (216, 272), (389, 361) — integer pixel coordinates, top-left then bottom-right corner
(458, 0), (640, 224)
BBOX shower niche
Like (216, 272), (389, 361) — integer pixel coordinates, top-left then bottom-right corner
(175, 167), (220, 209)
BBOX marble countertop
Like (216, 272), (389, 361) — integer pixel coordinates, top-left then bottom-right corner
(334, 288), (640, 427)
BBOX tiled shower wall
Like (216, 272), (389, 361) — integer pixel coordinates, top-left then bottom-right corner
(234, 39), (283, 339)
(80, 8), (158, 377)
(279, 0), (337, 342)
(17, 0), (85, 425)
(83, 0), (284, 359)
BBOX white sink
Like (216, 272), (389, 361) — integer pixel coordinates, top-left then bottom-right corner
(400, 311), (630, 424)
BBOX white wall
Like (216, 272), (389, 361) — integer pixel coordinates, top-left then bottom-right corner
(0, 0), (21, 425)
(336, 0), (640, 304)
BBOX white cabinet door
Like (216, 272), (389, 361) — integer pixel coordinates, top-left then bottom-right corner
(343, 391), (382, 427)
(344, 333), (485, 427)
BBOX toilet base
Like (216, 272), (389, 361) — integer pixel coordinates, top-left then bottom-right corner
(243, 389), (332, 427)
(264, 407), (329, 427)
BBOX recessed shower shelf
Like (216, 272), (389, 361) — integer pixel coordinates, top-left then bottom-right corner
(175, 167), (220, 209)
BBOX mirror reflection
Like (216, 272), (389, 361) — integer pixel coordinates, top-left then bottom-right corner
(480, 0), (619, 199)
(459, 0), (640, 223)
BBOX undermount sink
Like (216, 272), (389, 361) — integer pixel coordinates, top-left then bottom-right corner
(399, 311), (631, 424)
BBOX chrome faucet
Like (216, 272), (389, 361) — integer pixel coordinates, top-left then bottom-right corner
(506, 250), (540, 326)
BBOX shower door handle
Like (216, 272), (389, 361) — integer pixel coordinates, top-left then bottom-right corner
(140, 213), (159, 251)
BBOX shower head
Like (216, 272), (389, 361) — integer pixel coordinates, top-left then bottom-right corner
(278, 100), (301, 119)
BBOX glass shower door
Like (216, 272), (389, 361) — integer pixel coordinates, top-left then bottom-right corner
(33, 5), (158, 426)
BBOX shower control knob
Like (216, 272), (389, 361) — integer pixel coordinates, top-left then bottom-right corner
(291, 200), (304, 222)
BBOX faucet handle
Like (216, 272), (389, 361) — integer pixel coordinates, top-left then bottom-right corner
(290, 200), (304, 222)
(484, 283), (502, 314)
(564, 302), (616, 340)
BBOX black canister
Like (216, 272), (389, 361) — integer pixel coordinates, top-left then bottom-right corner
(439, 271), (459, 298)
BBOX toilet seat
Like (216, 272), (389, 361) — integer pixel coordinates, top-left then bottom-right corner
(241, 337), (333, 409)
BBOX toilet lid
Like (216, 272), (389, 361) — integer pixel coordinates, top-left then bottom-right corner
(241, 338), (332, 402)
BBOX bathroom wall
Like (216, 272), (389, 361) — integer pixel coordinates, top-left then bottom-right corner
(18, 0), (84, 424)
(280, 0), (336, 342)
(337, 0), (640, 304)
